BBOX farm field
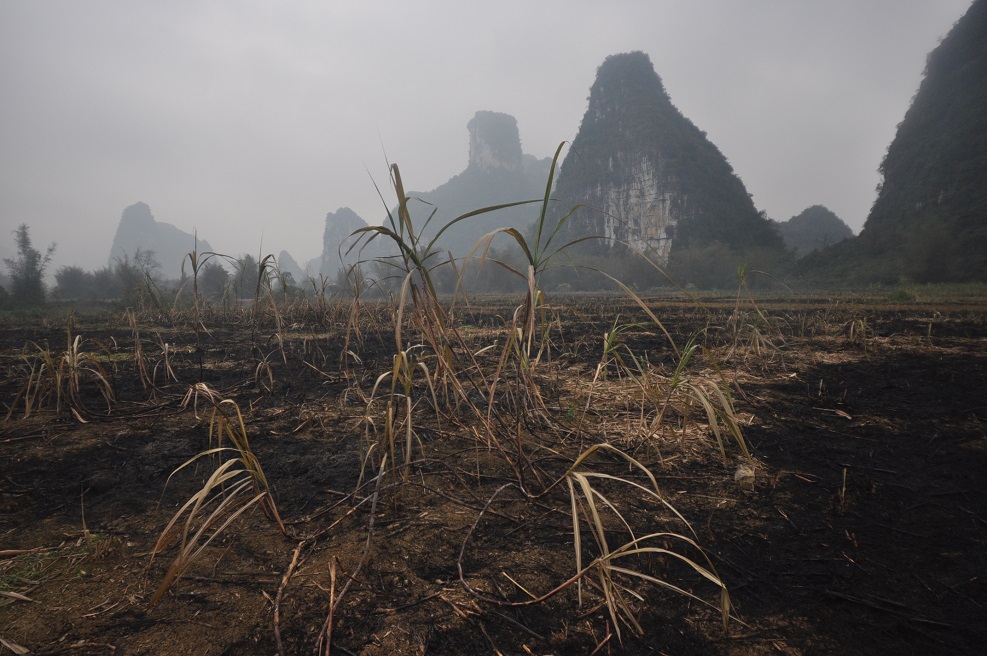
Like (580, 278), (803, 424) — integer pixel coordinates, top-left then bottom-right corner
(1, 292), (986, 655)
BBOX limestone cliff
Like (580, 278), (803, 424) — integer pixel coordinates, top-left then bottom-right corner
(551, 52), (783, 262)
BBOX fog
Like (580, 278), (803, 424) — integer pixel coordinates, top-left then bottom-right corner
(0, 0), (972, 274)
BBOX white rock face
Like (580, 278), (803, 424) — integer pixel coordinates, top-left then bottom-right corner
(469, 136), (502, 171)
(550, 52), (781, 267)
(599, 156), (682, 260)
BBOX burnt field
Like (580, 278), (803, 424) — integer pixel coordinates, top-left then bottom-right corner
(1, 292), (986, 655)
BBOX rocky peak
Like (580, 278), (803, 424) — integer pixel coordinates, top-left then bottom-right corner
(108, 202), (211, 279)
(467, 111), (522, 173)
(586, 51), (672, 123)
(119, 201), (156, 228)
(320, 207), (370, 275)
(552, 51), (783, 261)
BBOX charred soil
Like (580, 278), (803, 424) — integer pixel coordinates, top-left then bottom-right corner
(1, 295), (985, 655)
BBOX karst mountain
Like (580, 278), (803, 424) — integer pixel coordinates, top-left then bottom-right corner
(548, 51), (785, 286)
(317, 111), (551, 277)
(810, 0), (987, 284)
(108, 202), (212, 280)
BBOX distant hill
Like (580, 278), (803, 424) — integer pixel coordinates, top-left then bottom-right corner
(548, 52), (785, 287)
(276, 250), (305, 283)
(315, 112), (552, 275)
(399, 111), (551, 255)
(819, 0), (987, 283)
(318, 206), (378, 278)
(774, 205), (853, 258)
(107, 202), (212, 279)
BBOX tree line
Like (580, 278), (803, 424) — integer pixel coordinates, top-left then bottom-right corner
(0, 224), (305, 310)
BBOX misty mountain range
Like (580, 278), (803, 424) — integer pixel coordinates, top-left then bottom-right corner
(105, 0), (986, 289)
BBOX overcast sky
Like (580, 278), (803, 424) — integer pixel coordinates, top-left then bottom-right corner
(0, 0), (973, 273)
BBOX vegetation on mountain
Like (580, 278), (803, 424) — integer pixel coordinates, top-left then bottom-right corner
(811, 0), (987, 284)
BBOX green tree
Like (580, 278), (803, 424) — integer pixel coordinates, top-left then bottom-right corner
(54, 265), (94, 300)
(91, 267), (120, 299)
(3, 224), (55, 305)
(233, 254), (260, 300)
(198, 261), (230, 300)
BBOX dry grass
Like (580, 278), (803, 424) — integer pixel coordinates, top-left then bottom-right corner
(564, 444), (730, 640)
(0, 159), (796, 649)
(6, 322), (115, 421)
(150, 394), (283, 604)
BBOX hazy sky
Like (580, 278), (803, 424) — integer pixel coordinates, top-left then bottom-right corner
(0, 0), (972, 273)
